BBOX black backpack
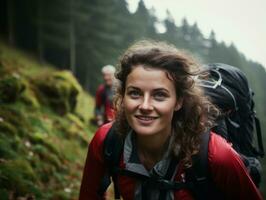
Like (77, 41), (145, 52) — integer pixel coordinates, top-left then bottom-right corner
(98, 125), (222, 200)
(197, 63), (264, 185)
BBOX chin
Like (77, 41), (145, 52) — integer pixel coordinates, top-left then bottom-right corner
(131, 125), (158, 136)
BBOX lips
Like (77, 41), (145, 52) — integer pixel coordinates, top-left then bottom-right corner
(135, 115), (158, 121)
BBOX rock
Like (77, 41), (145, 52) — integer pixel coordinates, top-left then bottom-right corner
(35, 70), (82, 115)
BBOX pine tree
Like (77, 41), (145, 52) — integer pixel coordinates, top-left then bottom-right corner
(132, 0), (158, 40)
(161, 10), (182, 46)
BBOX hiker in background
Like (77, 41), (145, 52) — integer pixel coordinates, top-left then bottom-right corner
(94, 65), (116, 127)
(79, 40), (262, 200)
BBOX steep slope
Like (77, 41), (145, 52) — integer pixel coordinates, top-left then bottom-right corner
(0, 41), (95, 200)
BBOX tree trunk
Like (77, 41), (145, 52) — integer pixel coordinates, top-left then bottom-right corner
(69, 0), (76, 74)
(37, 0), (44, 62)
(7, 0), (15, 45)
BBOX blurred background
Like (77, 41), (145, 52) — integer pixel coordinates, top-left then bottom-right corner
(0, 0), (265, 199)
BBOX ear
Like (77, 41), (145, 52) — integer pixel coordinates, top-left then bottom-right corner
(174, 97), (183, 111)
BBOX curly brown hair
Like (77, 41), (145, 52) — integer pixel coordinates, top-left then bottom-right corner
(113, 40), (219, 166)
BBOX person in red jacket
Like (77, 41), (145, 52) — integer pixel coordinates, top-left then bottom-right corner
(94, 65), (116, 126)
(80, 40), (263, 200)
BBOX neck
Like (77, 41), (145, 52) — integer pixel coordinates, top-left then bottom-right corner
(136, 131), (171, 170)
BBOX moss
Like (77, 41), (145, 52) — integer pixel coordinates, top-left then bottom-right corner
(0, 120), (17, 136)
(53, 70), (82, 92)
(0, 106), (31, 137)
(52, 190), (71, 200)
(29, 132), (62, 158)
(0, 41), (54, 78)
(28, 116), (51, 136)
(0, 73), (25, 103)
(55, 139), (87, 164)
(55, 117), (88, 147)
(11, 136), (25, 154)
(0, 159), (38, 197)
(64, 114), (85, 138)
(32, 144), (61, 169)
(0, 59), (18, 79)
(0, 41), (94, 199)
(0, 134), (25, 159)
(28, 155), (54, 184)
(19, 80), (40, 108)
(0, 137), (17, 159)
(35, 70), (82, 115)
(74, 91), (94, 123)
(66, 113), (85, 129)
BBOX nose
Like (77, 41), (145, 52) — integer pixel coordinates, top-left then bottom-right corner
(139, 94), (153, 112)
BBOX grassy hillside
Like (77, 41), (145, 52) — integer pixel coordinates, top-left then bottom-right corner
(0, 41), (96, 199)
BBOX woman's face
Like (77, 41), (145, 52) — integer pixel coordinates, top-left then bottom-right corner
(123, 65), (182, 137)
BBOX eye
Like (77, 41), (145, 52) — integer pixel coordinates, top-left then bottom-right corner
(153, 91), (168, 101)
(127, 90), (141, 99)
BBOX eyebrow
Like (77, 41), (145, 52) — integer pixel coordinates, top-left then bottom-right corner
(153, 88), (170, 93)
(126, 86), (140, 90)
(126, 86), (170, 93)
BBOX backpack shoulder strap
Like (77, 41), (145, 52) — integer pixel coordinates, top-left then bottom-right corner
(103, 123), (123, 166)
(98, 123), (124, 199)
(184, 131), (210, 200)
(192, 130), (210, 179)
(186, 131), (224, 200)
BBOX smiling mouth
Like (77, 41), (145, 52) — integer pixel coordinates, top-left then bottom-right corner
(135, 115), (158, 121)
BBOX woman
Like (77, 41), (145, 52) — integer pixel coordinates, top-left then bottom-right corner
(79, 41), (262, 200)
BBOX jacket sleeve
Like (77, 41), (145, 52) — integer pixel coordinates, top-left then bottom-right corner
(208, 133), (263, 200)
(79, 123), (112, 200)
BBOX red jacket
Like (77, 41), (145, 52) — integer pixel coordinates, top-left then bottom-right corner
(95, 84), (114, 122)
(79, 123), (263, 200)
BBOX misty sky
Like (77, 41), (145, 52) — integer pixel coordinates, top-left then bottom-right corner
(127, 0), (266, 69)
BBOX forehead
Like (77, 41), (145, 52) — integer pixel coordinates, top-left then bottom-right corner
(103, 71), (114, 76)
(126, 65), (175, 90)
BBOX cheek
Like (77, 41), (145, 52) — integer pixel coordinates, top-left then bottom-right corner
(123, 98), (136, 127)
(106, 78), (112, 83)
(161, 107), (175, 117)
(123, 97), (137, 114)
(157, 102), (176, 117)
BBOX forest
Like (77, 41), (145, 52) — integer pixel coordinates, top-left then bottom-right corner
(0, 0), (266, 199)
